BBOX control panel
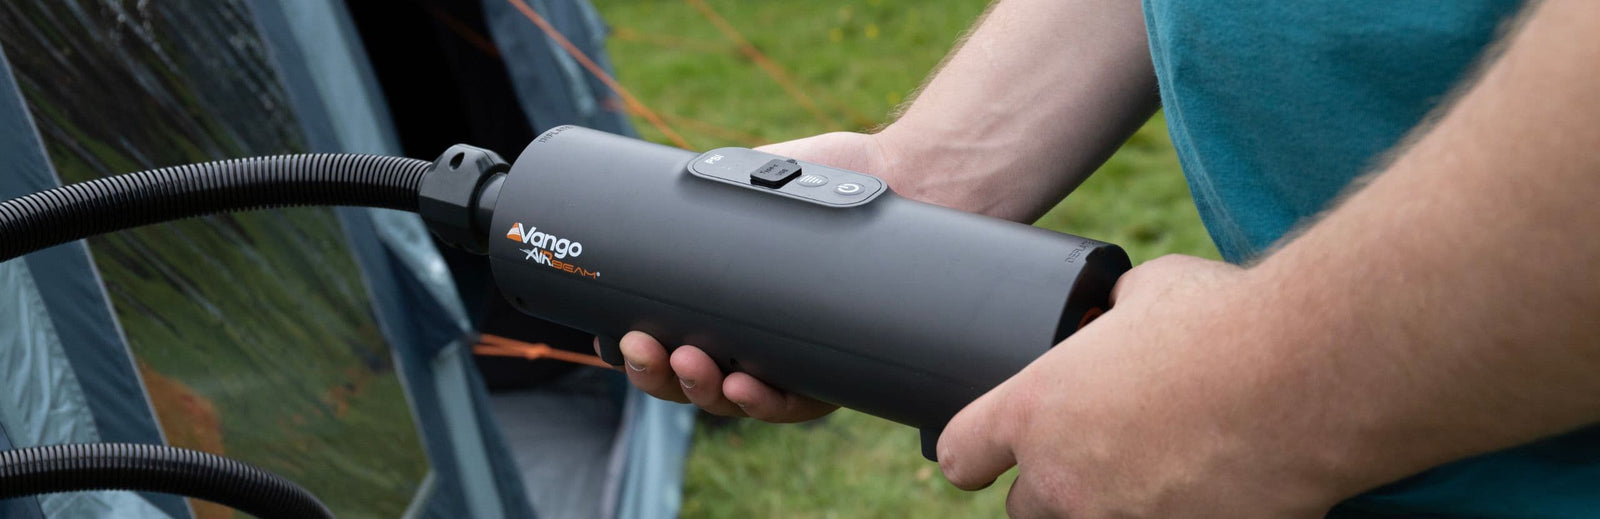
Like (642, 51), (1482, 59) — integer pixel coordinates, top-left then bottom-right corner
(688, 147), (886, 207)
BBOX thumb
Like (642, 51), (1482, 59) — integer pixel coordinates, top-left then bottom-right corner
(937, 383), (1020, 490)
(753, 134), (827, 157)
(753, 132), (883, 175)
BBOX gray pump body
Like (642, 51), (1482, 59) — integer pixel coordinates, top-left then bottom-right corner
(487, 126), (1130, 456)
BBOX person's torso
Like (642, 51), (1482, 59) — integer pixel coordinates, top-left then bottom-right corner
(1141, 1), (1600, 517)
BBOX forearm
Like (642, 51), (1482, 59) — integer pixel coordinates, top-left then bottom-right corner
(876, 0), (1158, 222)
(1245, 0), (1600, 497)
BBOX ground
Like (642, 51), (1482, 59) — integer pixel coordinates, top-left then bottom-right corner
(589, 0), (1219, 517)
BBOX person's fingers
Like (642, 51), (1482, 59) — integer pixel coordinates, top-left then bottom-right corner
(609, 331), (840, 421)
(722, 372), (837, 422)
(618, 331), (688, 403)
(937, 383), (1021, 491)
(668, 346), (746, 417)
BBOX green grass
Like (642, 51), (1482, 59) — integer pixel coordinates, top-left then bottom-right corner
(592, 0), (1219, 517)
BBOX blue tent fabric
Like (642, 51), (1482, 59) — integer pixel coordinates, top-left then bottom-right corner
(0, 260), (173, 519)
(481, 0), (638, 136)
(0, 421), (45, 519)
(610, 395), (696, 518)
(264, 0), (407, 158)
(3, 1), (433, 516)
(339, 206), (536, 519)
(250, 1), (697, 518)
(0, 39), (171, 467)
(0, 41), (190, 519)
(246, 1), (538, 517)
(3, 263), (89, 517)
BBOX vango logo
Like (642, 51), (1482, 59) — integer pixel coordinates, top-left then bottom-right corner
(507, 222), (600, 279)
(506, 222), (582, 259)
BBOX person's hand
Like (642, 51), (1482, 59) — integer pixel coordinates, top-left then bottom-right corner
(602, 331), (837, 421)
(937, 255), (1348, 518)
(759, 131), (898, 180)
(607, 131), (898, 422)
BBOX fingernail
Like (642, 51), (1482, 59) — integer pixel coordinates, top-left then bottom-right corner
(624, 358), (646, 372)
(679, 377), (696, 389)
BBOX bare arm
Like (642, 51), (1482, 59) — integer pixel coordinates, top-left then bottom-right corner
(1250, 0), (1600, 493)
(936, 1), (1600, 515)
(877, 0), (1159, 221)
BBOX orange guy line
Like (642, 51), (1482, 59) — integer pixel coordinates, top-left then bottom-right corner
(611, 27), (731, 54)
(683, 0), (869, 129)
(476, 334), (612, 368)
(505, 0), (694, 149)
(419, 1), (502, 57)
(602, 98), (767, 147)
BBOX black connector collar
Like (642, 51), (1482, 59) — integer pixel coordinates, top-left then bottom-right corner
(419, 144), (510, 255)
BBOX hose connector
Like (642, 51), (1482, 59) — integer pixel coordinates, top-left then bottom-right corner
(420, 145), (509, 255)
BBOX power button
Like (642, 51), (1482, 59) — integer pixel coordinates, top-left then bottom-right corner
(835, 183), (865, 196)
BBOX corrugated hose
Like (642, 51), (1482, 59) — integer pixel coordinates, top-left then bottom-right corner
(0, 443), (334, 518)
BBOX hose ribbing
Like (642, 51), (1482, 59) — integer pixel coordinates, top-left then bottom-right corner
(0, 154), (431, 262)
(0, 443), (333, 519)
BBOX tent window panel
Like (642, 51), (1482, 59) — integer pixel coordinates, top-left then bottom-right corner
(0, 1), (431, 516)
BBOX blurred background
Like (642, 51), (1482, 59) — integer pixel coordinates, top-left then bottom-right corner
(589, 0), (1218, 517)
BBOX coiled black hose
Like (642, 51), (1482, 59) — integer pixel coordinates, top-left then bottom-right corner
(0, 443), (334, 519)
(0, 154), (431, 263)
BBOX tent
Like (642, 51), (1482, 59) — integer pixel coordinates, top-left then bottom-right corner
(0, 0), (694, 517)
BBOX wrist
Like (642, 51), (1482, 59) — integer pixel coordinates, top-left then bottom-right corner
(1077, 256), (1363, 513)
(1182, 264), (1389, 508)
(1230, 258), (1456, 504)
(873, 121), (1040, 221)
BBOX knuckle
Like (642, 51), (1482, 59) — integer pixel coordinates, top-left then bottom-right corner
(988, 384), (1032, 442)
(1008, 472), (1078, 519)
(1004, 479), (1032, 518)
(683, 386), (730, 412)
(936, 447), (960, 482)
(689, 392), (739, 417)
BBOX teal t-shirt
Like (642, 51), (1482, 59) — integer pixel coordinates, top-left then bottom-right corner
(1141, 1), (1600, 517)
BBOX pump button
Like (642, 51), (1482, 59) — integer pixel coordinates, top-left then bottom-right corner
(749, 159), (802, 188)
(835, 182), (865, 196)
(796, 174), (829, 187)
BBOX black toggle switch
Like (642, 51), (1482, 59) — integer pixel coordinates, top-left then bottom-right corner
(749, 159), (802, 188)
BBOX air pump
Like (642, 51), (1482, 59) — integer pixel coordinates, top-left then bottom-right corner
(461, 126), (1130, 457)
(0, 126), (1128, 516)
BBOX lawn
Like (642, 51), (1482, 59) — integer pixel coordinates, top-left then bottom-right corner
(590, 0), (1220, 517)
